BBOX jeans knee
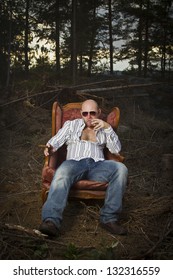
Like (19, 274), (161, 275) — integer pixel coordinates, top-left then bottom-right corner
(116, 162), (128, 178)
(121, 163), (128, 175)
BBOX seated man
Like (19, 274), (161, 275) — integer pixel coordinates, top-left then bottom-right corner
(39, 99), (128, 236)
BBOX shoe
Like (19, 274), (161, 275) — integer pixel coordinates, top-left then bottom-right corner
(101, 222), (127, 235)
(39, 221), (59, 237)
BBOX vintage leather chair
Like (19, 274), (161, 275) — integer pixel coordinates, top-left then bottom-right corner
(41, 101), (124, 203)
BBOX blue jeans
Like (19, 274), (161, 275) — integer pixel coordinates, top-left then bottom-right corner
(42, 158), (128, 228)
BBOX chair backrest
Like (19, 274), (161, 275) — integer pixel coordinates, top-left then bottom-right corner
(49, 101), (122, 169)
(52, 101), (120, 136)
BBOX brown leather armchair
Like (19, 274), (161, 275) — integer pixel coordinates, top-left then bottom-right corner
(41, 101), (124, 203)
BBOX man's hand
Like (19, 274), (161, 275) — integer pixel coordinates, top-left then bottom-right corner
(44, 144), (54, 156)
(91, 119), (110, 131)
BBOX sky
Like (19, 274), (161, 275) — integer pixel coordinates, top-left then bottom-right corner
(114, 59), (129, 71)
(30, 37), (130, 72)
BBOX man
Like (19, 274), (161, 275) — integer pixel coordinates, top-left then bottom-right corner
(39, 99), (128, 236)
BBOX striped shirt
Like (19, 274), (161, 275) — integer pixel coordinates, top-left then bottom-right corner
(47, 119), (121, 162)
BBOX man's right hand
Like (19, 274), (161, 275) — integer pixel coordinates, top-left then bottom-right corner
(44, 144), (53, 156)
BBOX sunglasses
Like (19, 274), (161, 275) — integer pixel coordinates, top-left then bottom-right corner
(81, 111), (97, 117)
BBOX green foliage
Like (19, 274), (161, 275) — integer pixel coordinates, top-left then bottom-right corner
(86, 241), (119, 260)
(64, 241), (119, 260)
(64, 243), (81, 260)
(34, 243), (49, 258)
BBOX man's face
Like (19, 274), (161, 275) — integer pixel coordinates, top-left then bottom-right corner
(81, 101), (100, 128)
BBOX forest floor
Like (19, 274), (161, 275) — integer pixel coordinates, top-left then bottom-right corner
(0, 75), (173, 260)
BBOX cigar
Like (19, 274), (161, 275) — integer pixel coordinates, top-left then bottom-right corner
(38, 144), (47, 148)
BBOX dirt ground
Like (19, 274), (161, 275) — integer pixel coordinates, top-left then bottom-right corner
(0, 80), (173, 260)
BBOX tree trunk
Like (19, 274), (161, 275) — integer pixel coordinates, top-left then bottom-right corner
(6, 1), (12, 89)
(55, 0), (60, 77)
(87, 1), (96, 77)
(24, 0), (30, 78)
(79, 53), (83, 76)
(143, 0), (150, 77)
(71, 0), (77, 84)
(161, 24), (167, 78)
(108, 0), (113, 74)
(137, 1), (143, 76)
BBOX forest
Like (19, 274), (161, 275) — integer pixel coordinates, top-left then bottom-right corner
(0, 0), (173, 90)
(0, 0), (173, 260)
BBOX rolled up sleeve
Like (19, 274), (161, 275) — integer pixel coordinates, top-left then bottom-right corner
(104, 126), (121, 154)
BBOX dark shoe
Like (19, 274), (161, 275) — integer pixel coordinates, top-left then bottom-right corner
(39, 221), (59, 237)
(101, 222), (127, 235)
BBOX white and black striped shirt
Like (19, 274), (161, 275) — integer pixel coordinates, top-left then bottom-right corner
(47, 119), (121, 162)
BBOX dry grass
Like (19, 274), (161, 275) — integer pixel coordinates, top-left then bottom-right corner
(0, 87), (173, 259)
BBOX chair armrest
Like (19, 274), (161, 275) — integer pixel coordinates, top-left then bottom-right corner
(44, 155), (49, 167)
(38, 144), (49, 167)
(104, 148), (125, 162)
(108, 152), (125, 162)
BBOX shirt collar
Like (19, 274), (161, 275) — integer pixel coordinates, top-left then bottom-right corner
(79, 118), (85, 128)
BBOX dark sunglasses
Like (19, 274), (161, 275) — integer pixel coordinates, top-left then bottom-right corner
(81, 111), (97, 117)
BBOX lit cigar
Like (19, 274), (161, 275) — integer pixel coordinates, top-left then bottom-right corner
(38, 144), (47, 148)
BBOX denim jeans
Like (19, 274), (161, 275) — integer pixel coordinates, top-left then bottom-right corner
(42, 158), (128, 229)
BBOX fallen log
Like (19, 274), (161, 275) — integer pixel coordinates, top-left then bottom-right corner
(76, 82), (164, 94)
(4, 223), (48, 238)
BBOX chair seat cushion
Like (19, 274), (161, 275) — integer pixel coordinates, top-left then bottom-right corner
(42, 166), (108, 191)
(73, 180), (108, 190)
